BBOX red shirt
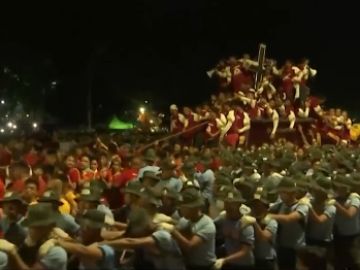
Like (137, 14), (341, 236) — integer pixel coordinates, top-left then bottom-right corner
(68, 168), (81, 184)
(24, 152), (41, 167)
(112, 168), (138, 188)
(9, 179), (25, 193)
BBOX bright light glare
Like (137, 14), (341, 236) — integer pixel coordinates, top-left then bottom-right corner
(1, 100), (4, 104)
(26, 114), (30, 118)
(7, 122), (13, 128)
(149, 119), (154, 124)
(139, 107), (145, 114)
(0, 129), (4, 133)
(13, 125), (17, 129)
(33, 123), (38, 128)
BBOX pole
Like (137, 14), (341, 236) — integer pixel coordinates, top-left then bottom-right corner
(137, 121), (209, 153)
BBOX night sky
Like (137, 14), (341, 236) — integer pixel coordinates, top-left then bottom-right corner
(0, 1), (358, 126)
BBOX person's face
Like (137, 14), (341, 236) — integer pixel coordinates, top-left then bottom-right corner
(66, 156), (75, 168)
(161, 169), (173, 180)
(224, 201), (241, 219)
(100, 156), (108, 167)
(142, 178), (158, 188)
(334, 186), (349, 198)
(80, 226), (100, 245)
(279, 190), (295, 204)
(28, 225), (54, 243)
(310, 189), (327, 202)
(162, 196), (175, 208)
(335, 109), (342, 117)
(90, 160), (98, 171)
(170, 109), (178, 116)
(180, 206), (199, 220)
(80, 157), (90, 170)
(2, 202), (21, 219)
(24, 183), (38, 200)
(111, 161), (121, 172)
(251, 200), (268, 219)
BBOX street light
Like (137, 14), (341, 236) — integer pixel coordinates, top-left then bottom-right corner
(139, 107), (145, 114)
(7, 122), (13, 128)
(33, 123), (38, 128)
(1, 100), (5, 105)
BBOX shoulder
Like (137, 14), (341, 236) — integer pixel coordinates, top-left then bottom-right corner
(40, 246), (67, 269)
(98, 244), (115, 258)
(197, 215), (216, 231)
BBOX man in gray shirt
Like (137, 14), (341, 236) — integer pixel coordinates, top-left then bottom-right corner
(171, 188), (216, 270)
(268, 177), (309, 270)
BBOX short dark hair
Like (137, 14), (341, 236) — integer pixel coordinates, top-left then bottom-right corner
(25, 178), (39, 190)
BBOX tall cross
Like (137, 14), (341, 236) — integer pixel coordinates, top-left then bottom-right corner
(254, 43), (267, 90)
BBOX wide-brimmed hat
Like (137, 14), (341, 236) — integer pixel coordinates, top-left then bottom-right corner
(181, 161), (196, 176)
(160, 158), (176, 171)
(141, 170), (161, 183)
(233, 177), (256, 190)
(143, 149), (157, 163)
(124, 181), (143, 197)
(38, 190), (64, 206)
(251, 187), (271, 205)
(21, 203), (58, 227)
(79, 209), (106, 229)
(350, 173), (360, 187)
(76, 189), (101, 203)
(178, 188), (204, 208)
(0, 191), (27, 206)
(332, 175), (352, 189)
(277, 177), (297, 192)
(220, 186), (246, 203)
(139, 187), (162, 207)
(181, 180), (201, 191)
(311, 177), (334, 196)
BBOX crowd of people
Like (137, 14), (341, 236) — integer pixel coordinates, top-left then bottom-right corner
(170, 54), (355, 147)
(0, 133), (360, 269)
(0, 51), (360, 270)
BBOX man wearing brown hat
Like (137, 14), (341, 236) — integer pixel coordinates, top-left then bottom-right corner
(268, 177), (310, 270)
(0, 203), (68, 270)
(250, 188), (278, 270)
(332, 175), (360, 269)
(156, 159), (183, 193)
(38, 190), (80, 236)
(0, 191), (27, 246)
(168, 188), (216, 270)
(56, 209), (117, 270)
(214, 187), (255, 270)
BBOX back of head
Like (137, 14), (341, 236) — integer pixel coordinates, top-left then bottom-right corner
(297, 247), (327, 270)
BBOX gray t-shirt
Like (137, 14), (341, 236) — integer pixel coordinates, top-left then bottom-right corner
(157, 178), (183, 193)
(56, 214), (80, 235)
(307, 202), (336, 242)
(270, 202), (309, 248)
(197, 169), (215, 201)
(0, 251), (8, 270)
(40, 246), (67, 270)
(151, 230), (186, 270)
(177, 215), (216, 267)
(217, 217), (255, 266)
(335, 195), (360, 236)
(254, 219), (278, 260)
(79, 244), (116, 270)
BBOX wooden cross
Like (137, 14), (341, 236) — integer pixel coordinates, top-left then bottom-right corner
(254, 43), (267, 90)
